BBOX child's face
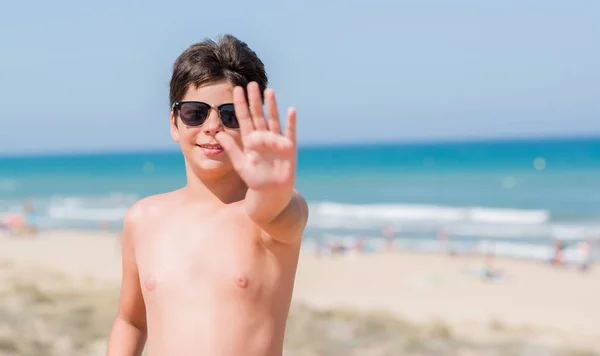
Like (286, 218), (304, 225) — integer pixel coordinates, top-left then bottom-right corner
(170, 80), (243, 178)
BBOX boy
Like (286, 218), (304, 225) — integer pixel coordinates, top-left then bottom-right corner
(106, 34), (309, 356)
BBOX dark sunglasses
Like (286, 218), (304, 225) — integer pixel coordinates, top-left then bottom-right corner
(172, 101), (239, 129)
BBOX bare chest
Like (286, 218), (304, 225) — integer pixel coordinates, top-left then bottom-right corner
(134, 215), (280, 301)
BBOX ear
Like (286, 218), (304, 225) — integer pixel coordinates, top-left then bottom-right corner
(170, 110), (180, 142)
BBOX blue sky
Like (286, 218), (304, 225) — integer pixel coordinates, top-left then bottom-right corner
(0, 0), (599, 155)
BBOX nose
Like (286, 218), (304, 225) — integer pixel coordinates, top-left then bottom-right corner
(202, 108), (223, 136)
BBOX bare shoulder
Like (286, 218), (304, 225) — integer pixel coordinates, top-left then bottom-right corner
(263, 190), (309, 245)
(122, 190), (182, 238)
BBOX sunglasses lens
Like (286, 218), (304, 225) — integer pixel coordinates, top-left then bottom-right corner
(179, 102), (210, 126)
(219, 104), (239, 129)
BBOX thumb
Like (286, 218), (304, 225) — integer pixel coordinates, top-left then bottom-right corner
(215, 132), (245, 169)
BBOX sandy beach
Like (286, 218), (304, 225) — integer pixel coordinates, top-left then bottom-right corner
(1, 230), (599, 355)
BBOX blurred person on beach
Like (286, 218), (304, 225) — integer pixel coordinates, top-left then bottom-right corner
(21, 200), (38, 236)
(0, 218), (10, 237)
(577, 237), (594, 272)
(437, 228), (456, 256)
(0, 200), (38, 237)
(480, 241), (503, 281)
(382, 225), (394, 251)
(106, 34), (309, 356)
(550, 239), (565, 266)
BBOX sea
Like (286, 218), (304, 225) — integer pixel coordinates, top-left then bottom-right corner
(1, 136), (599, 262)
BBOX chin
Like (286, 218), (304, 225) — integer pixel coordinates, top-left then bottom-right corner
(199, 160), (231, 171)
(189, 159), (234, 178)
(182, 147), (233, 177)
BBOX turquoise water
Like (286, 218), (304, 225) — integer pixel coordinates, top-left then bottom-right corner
(1, 136), (599, 259)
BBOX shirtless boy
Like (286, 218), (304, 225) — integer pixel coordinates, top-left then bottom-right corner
(106, 34), (309, 356)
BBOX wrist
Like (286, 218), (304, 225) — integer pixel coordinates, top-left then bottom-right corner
(246, 187), (294, 224)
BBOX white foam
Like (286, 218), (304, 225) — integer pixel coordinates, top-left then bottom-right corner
(6, 194), (141, 224)
(2, 196), (598, 242)
(312, 202), (549, 224)
(307, 202), (600, 241)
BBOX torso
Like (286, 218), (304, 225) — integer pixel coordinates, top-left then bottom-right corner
(131, 192), (301, 356)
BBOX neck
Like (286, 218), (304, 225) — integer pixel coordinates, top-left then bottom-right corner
(183, 167), (247, 205)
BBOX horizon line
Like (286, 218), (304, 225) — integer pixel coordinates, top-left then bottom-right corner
(1, 133), (599, 159)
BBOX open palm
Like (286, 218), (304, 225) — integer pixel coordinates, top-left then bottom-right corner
(215, 82), (297, 192)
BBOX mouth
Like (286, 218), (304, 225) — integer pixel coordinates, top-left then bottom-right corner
(196, 143), (224, 155)
(196, 144), (223, 149)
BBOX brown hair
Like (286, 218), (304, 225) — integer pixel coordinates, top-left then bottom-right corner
(169, 34), (268, 109)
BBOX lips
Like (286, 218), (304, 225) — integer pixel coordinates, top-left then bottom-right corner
(196, 143), (224, 156)
(197, 144), (223, 149)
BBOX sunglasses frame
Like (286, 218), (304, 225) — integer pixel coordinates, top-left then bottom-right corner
(171, 101), (240, 129)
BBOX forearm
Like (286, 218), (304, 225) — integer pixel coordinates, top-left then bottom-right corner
(245, 187), (294, 224)
(106, 316), (146, 356)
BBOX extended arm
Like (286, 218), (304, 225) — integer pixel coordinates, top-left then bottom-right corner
(246, 188), (309, 242)
(216, 83), (309, 242)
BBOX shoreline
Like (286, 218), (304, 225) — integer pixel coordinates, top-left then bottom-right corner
(5, 225), (597, 264)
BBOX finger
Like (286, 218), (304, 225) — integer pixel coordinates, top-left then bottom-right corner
(248, 82), (268, 131)
(265, 88), (282, 134)
(285, 107), (297, 144)
(233, 86), (254, 137)
(215, 132), (245, 171)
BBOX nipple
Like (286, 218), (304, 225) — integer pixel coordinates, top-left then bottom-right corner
(236, 275), (249, 289)
(144, 276), (157, 291)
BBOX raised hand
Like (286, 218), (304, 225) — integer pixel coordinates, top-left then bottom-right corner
(215, 82), (297, 192)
